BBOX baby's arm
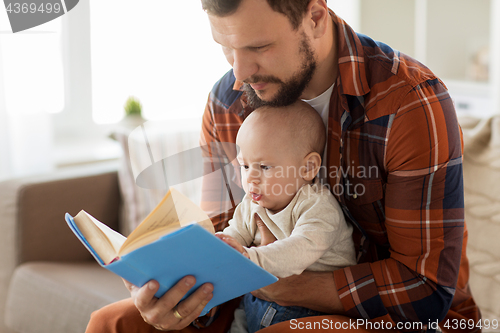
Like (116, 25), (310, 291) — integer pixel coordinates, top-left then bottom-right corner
(217, 213), (277, 257)
(245, 193), (351, 278)
(216, 196), (255, 247)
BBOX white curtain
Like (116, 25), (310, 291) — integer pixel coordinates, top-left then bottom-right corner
(0, 16), (64, 181)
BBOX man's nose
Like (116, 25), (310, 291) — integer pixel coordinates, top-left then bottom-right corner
(232, 50), (258, 83)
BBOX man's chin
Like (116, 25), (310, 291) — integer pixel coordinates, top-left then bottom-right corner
(243, 84), (278, 108)
(253, 85), (279, 100)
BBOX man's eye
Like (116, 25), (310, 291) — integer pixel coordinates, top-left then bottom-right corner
(251, 44), (270, 52)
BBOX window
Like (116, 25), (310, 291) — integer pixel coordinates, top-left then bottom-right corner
(89, 0), (231, 124)
(0, 12), (64, 179)
(0, 15), (64, 115)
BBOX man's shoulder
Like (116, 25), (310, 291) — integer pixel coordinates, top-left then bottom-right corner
(351, 33), (449, 120)
(357, 32), (437, 88)
(210, 69), (244, 110)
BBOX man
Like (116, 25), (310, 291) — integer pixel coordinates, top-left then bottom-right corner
(86, 0), (480, 332)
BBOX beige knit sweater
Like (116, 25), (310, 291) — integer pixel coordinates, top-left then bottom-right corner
(222, 183), (357, 278)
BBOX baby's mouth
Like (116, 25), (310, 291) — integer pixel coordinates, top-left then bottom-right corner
(250, 192), (262, 201)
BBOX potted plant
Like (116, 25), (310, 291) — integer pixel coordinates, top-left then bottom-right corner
(121, 96), (145, 128)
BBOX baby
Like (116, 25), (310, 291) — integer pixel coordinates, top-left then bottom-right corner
(217, 100), (356, 333)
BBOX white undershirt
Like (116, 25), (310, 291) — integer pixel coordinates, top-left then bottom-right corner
(302, 82), (335, 184)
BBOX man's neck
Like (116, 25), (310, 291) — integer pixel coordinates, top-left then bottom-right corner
(301, 16), (338, 100)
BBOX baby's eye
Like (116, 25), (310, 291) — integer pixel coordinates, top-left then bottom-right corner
(240, 165), (249, 170)
(260, 165), (271, 171)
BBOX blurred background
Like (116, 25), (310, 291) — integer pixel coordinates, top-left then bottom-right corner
(0, 0), (499, 181)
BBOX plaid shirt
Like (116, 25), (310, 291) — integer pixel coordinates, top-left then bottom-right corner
(199, 11), (480, 332)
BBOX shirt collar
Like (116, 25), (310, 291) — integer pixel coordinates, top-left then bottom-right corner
(232, 10), (370, 97)
(330, 10), (370, 97)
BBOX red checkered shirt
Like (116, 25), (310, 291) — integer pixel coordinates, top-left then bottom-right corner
(198, 10), (480, 332)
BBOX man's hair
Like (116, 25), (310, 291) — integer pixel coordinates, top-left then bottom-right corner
(201, 0), (314, 30)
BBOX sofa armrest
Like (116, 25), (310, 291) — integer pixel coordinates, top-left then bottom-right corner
(0, 162), (122, 333)
(0, 162), (121, 266)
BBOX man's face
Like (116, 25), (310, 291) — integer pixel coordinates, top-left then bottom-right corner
(208, 0), (317, 108)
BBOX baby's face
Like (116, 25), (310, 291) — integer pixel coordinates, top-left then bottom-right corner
(236, 122), (307, 214)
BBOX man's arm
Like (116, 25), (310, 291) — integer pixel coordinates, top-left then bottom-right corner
(334, 80), (466, 323)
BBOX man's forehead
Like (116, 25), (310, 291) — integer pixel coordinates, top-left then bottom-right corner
(207, 0), (293, 48)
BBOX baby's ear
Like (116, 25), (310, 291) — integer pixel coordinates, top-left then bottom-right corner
(301, 152), (322, 181)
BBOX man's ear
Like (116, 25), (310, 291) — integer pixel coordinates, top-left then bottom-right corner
(305, 0), (329, 39)
(301, 152), (322, 181)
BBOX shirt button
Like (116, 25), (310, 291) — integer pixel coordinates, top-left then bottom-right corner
(353, 194), (358, 199)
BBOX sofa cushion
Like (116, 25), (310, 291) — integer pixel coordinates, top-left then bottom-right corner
(461, 115), (500, 320)
(4, 262), (129, 333)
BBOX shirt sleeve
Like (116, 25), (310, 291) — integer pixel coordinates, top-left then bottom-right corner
(219, 197), (255, 247)
(245, 189), (351, 278)
(333, 80), (466, 324)
(199, 95), (243, 232)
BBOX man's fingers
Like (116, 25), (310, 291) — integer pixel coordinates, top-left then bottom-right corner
(122, 278), (136, 293)
(255, 213), (277, 246)
(154, 277), (213, 319)
(154, 276), (196, 311)
(172, 283), (214, 323)
(134, 280), (160, 311)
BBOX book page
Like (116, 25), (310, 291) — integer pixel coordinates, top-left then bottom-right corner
(120, 189), (180, 254)
(119, 188), (214, 256)
(73, 210), (127, 264)
(171, 189), (214, 234)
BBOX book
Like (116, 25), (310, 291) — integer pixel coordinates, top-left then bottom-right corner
(65, 188), (278, 316)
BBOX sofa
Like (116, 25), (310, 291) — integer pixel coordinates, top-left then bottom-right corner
(0, 116), (499, 333)
(0, 161), (130, 333)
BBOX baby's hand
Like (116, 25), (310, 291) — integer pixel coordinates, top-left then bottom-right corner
(215, 234), (250, 259)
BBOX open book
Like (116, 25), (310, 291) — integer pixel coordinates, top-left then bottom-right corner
(65, 188), (277, 316)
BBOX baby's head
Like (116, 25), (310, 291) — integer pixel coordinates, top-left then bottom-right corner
(236, 100), (325, 213)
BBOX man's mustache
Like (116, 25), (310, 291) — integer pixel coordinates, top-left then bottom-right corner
(244, 75), (283, 85)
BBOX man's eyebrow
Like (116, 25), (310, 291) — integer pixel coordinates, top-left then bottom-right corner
(213, 36), (274, 50)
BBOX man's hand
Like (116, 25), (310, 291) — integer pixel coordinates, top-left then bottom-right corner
(254, 213), (277, 246)
(251, 219), (345, 314)
(123, 277), (213, 331)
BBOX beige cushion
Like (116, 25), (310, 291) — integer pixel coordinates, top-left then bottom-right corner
(5, 262), (129, 333)
(461, 115), (500, 320)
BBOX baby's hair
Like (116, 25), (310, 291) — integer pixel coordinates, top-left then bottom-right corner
(251, 101), (326, 158)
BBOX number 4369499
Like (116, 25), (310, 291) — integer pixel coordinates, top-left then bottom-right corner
(6, 3), (62, 14)
(442, 318), (499, 330)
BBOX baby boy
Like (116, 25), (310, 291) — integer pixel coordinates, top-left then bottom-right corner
(217, 100), (356, 333)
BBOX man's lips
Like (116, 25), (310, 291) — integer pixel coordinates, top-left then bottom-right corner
(249, 82), (268, 91)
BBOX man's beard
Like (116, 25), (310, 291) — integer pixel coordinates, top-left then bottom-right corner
(243, 34), (317, 109)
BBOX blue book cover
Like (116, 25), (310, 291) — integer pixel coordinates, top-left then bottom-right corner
(65, 213), (278, 316)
